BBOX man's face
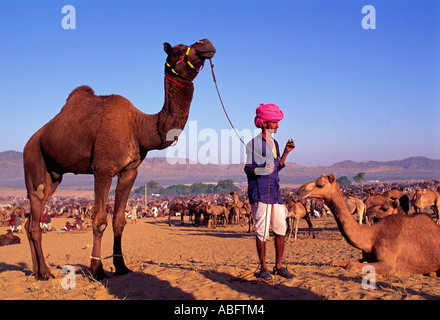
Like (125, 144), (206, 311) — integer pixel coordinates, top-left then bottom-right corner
(264, 121), (279, 134)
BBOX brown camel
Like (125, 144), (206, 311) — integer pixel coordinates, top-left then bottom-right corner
(414, 188), (440, 224)
(229, 192), (250, 225)
(364, 188), (410, 215)
(364, 195), (403, 224)
(364, 189), (409, 224)
(168, 202), (187, 226)
(344, 194), (366, 224)
(365, 199), (401, 224)
(0, 232), (21, 246)
(202, 204), (229, 228)
(284, 199), (314, 242)
(298, 173), (440, 275)
(23, 39), (215, 280)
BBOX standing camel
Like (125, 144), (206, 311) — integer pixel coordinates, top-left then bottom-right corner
(23, 39), (215, 280)
(201, 204), (229, 228)
(284, 199), (314, 242)
(344, 194), (366, 224)
(413, 188), (440, 224)
(229, 192), (250, 225)
(298, 173), (440, 275)
(168, 202), (187, 226)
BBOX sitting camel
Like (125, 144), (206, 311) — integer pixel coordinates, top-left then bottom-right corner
(363, 188), (410, 223)
(413, 188), (440, 224)
(364, 194), (405, 225)
(0, 232), (21, 246)
(284, 199), (314, 242)
(298, 173), (440, 275)
(383, 188), (410, 215)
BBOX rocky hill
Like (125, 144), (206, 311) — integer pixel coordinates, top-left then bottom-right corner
(1, 150), (439, 189)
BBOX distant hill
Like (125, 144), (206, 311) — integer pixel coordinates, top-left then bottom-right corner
(1, 150), (439, 189)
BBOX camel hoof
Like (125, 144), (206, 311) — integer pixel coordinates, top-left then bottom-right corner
(92, 269), (109, 281)
(36, 270), (55, 281)
(114, 267), (133, 276)
(90, 261), (108, 281)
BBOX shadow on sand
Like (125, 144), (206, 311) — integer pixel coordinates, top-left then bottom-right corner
(200, 269), (324, 300)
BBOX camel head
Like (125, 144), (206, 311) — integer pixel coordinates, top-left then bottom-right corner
(366, 199), (400, 220)
(164, 38), (216, 82)
(297, 173), (339, 201)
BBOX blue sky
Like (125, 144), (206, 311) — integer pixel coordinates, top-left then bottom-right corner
(0, 0), (438, 166)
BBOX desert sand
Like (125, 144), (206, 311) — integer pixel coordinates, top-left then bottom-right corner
(0, 214), (439, 301)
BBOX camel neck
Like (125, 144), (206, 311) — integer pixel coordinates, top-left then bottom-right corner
(136, 76), (194, 151)
(157, 76), (194, 149)
(325, 192), (375, 252)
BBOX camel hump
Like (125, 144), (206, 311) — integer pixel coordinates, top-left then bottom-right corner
(66, 85), (95, 101)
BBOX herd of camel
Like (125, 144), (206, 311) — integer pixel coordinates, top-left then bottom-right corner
(163, 181), (440, 240)
(2, 178), (440, 279)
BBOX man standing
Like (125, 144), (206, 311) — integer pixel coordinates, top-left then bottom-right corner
(244, 103), (295, 279)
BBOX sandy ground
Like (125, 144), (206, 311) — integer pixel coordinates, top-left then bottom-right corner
(0, 214), (439, 301)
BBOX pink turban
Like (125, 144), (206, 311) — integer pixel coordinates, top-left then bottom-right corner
(254, 103), (284, 128)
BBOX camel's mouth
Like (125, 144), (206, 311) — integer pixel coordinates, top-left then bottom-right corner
(297, 188), (310, 199)
(192, 39), (216, 60)
(197, 50), (216, 59)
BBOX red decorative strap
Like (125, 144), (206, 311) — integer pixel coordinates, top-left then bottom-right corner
(165, 75), (193, 88)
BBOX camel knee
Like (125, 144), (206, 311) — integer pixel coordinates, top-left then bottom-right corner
(93, 221), (107, 236)
(26, 224), (42, 242)
(33, 184), (45, 201)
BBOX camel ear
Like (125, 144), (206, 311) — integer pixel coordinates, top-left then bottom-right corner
(164, 42), (172, 54)
(329, 173), (336, 183)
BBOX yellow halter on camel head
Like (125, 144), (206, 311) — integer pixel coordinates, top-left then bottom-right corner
(166, 45), (204, 78)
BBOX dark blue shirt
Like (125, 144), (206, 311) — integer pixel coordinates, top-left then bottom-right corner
(244, 133), (285, 204)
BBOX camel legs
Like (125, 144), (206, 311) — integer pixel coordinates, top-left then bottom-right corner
(168, 209), (173, 226)
(332, 251), (397, 275)
(112, 168), (138, 276)
(25, 179), (59, 280)
(332, 260), (396, 276)
(90, 171), (112, 280)
(24, 149), (60, 280)
(433, 201), (440, 225)
(304, 212), (315, 239)
(286, 217), (293, 242)
(294, 216), (300, 241)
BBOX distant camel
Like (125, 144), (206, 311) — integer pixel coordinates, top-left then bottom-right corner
(0, 232), (20, 246)
(414, 188), (440, 224)
(298, 173), (440, 275)
(284, 199), (314, 242)
(365, 198), (401, 223)
(229, 192), (250, 225)
(344, 194), (366, 224)
(202, 204), (229, 228)
(383, 188), (410, 214)
(23, 39), (215, 280)
(168, 203), (187, 226)
(364, 189), (409, 224)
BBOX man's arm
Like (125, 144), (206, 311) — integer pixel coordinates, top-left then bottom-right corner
(280, 139), (295, 167)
